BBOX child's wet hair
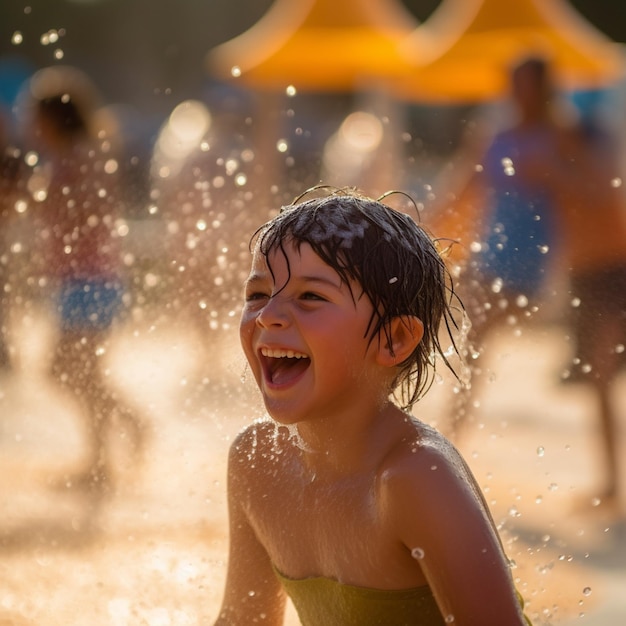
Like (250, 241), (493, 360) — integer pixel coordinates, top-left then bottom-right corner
(250, 186), (462, 409)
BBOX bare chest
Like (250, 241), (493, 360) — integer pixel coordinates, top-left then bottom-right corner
(246, 469), (398, 580)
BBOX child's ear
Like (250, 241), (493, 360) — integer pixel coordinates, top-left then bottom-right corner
(376, 316), (424, 367)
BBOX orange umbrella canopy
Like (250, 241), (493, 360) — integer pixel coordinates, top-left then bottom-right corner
(206, 0), (418, 92)
(396, 0), (626, 104)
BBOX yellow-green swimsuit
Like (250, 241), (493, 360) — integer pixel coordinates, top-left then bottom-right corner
(274, 568), (445, 626)
(274, 567), (533, 625)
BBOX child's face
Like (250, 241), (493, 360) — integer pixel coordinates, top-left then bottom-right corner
(240, 240), (381, 425)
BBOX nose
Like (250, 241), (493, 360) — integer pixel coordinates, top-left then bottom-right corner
(255, 295), (290, 329)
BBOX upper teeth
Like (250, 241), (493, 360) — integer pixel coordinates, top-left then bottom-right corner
(261, 348), (308, 359)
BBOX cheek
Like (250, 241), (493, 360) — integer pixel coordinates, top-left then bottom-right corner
(239, 309), (256, 346)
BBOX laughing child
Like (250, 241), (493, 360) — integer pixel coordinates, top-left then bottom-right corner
(213, 187), (530, 625)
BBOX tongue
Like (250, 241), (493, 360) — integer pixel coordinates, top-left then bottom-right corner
(271, 357), (310, 385)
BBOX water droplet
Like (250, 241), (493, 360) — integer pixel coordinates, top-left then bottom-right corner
(582, 586), (592, 597)
(231, 66), (241, 77)
(24, 151), (39, 167)
(12, 31), (23, 45)
(445, 614), (456, 623)
(490, 278), (503, 294)
(286, 85), (297, 97)
(104, 158), (119, 174)
(508, 506), (520, 518)
(501, 157), (515, 176)
(411, 547), (425, 559)
(14, 199), (28, 214)
(536, 446), (545, 457)
(611, 177), (622, 188)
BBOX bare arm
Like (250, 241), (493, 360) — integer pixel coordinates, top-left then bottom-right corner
(385, 440), (527, 626)
(213, 432), (286, 626)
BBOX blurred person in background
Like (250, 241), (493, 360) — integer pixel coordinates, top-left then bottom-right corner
(431, 56), (568, 434)
(432, 56), (626, 511)
(14, 65), (146, 499)
(551, 90), (626, 510)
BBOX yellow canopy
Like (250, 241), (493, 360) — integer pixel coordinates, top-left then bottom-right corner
(206, 0), (418, 92)
(396, 0), (626, 104)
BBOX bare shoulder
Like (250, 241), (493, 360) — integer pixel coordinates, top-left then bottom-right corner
(378, 418), (489, 525)
(228, 419), (291, 484)
(378, 419), (526, 620)
(230, 416), (283, 455)
(230, 418), (277, 454)
(381, 418), (467, 479)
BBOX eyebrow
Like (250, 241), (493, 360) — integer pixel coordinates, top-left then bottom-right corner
(244, 273), (343, 291)
(244, 273), (265, 286)
(299, 275), (343, 291)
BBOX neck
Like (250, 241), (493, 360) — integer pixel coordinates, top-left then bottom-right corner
(290, 400), (407, 478)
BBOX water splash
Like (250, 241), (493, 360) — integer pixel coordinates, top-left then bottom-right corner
(285, 423), (315, 453)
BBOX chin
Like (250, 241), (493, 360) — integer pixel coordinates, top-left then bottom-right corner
(263, 407), (302, 426)
(262, 398), (312, 426)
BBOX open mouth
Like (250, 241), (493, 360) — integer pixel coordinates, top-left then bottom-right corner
(260, 347), (311, 386)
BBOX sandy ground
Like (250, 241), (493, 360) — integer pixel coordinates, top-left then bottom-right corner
(0, 309), (624, 625)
